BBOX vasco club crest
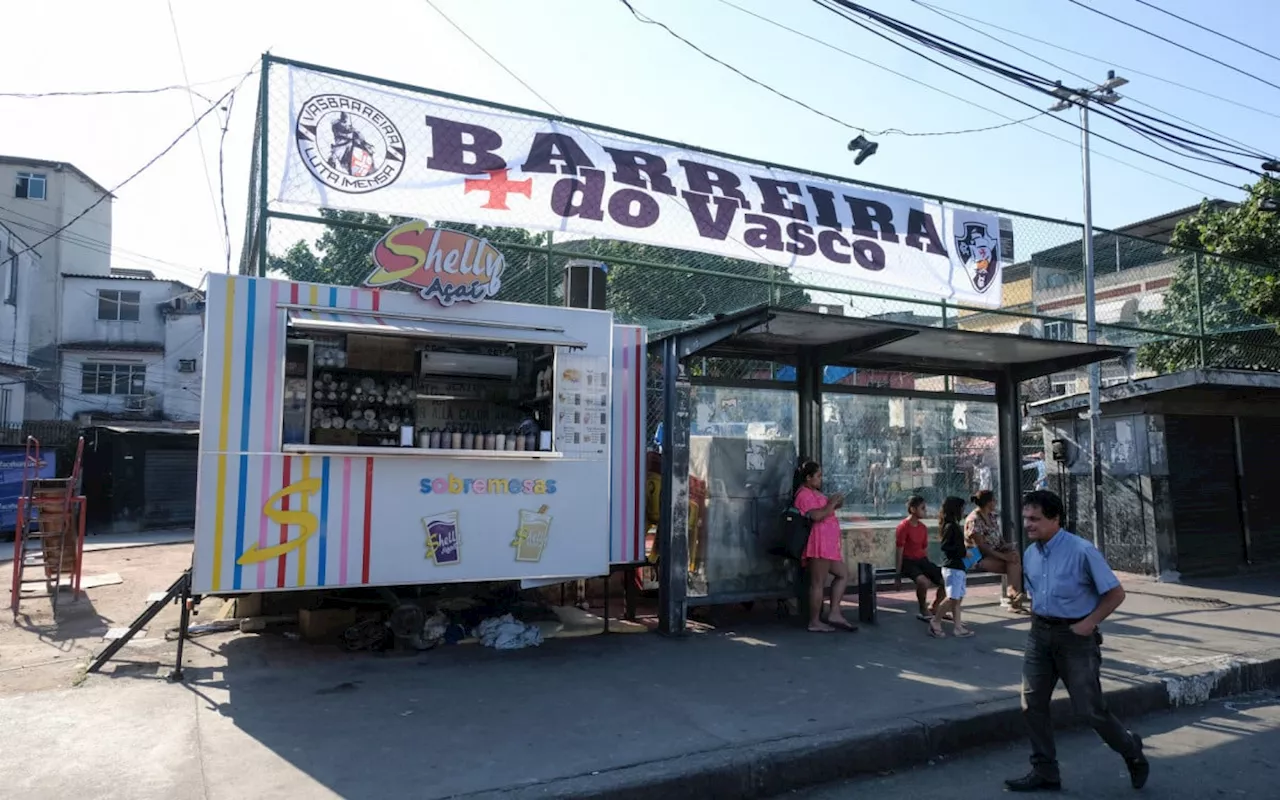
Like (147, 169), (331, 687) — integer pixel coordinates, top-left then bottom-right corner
(956, 221), (1000, 293)
(295, 94), (406, 194)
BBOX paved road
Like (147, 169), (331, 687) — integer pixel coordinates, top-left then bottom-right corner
(791, 693), (1280, 798)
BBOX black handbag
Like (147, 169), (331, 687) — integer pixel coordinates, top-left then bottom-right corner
(780, 506), (812, 560)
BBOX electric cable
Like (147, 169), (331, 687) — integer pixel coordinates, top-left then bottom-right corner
(1065, 0), (1280, 94)
(1130, 0), (1280, 66)
(816, 0), (1259, 187)
(619, 0), (1042, 137)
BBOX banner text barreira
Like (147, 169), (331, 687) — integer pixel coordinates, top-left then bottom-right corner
(277, 66), (1005, 307)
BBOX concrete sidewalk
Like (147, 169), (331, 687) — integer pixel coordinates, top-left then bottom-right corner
(3, 573), (1280, 799)
(0, 527), (194, 563)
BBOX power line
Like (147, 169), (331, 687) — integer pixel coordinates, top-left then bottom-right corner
(0, 71), (245, 101)
(166, 0), (223, 262)
(0, 209), (208, 279)
(711, 0), (1220, 196)
(420, 0), (562, 113)
(1064, 0), (1280, 94)
(814, 0), (1254, 190)
(910, 0), (1275, 161)
(823, 0), (1265, 175)
(618, 0), (1040, 137)
(1130, 0), (1280, 66)
(915, 1), (1280, 123)
(217, 89), (238, 274)
(9, 70), (256, 264)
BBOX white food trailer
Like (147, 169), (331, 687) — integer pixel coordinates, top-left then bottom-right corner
(191, 222), (646, 596)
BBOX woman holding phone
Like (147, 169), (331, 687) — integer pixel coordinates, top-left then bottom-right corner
(793, 460), (856, 633)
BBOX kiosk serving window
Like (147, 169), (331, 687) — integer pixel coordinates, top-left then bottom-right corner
(280, 308), (586, 457)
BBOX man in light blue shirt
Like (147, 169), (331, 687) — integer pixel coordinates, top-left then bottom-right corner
(1005, 490), (1149, 793)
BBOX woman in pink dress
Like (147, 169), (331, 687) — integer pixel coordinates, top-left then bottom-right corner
(793, 460), (856, 632)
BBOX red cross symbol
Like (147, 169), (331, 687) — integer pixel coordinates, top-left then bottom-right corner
(464, 169), (533, 211)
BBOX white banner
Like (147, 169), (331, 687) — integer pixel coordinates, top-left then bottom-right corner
(277, 65), (1004, 306)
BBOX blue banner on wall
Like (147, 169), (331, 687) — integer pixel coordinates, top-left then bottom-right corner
(0, 446), (57, 532)
(773, 365), (857, 384)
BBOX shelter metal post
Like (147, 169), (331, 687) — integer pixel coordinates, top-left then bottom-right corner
(796, 352), (822, 462)
(996, 372), (1024, 552)
(657, 337), (691, 636)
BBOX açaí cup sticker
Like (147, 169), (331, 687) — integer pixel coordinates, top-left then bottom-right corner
(422, 511), (461, 565)
(511, 505), (552, 563)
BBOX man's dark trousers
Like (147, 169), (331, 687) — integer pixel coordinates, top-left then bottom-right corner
(1021, 617), (1141, 780)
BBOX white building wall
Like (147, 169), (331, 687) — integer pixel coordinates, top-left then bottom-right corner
(0, 159), (114, 420)
(56, 277), (196, 421)
(0, 163), (112, 277)
(0, 223), (33, 425)
(161, 312), (204, 422)
(59, 350), (163, 419)
(60, 276), (174, 347)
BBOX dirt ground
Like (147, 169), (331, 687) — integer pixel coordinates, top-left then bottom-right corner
(1, 544), (195, 695)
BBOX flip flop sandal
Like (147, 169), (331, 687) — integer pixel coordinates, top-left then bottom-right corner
(953, 629), (976, 638)
(928, 627), (947, 638)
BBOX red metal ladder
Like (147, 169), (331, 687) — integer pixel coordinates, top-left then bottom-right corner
(9, 436), (87, 618)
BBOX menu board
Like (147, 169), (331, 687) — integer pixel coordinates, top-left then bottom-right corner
(554, 354), (610, 459)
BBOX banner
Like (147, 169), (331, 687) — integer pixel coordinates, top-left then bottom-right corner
(277, 65), (1004, 307)
(0, 447), (56, 532)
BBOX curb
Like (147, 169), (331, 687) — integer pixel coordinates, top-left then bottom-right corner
(468, 653), (1280, 800)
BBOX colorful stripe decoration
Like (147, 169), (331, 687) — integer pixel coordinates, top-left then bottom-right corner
(210, 278), (236, 591)
(608, 325), (647, 563)
(207, 276), (387, 592)
(196, 273), (619, 593)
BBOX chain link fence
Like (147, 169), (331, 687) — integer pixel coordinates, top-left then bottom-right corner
(245, 58), (1280, 409)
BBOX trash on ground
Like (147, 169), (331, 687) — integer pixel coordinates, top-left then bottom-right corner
(476, 614), (544, 650)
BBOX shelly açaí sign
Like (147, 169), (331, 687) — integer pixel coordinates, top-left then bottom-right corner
(365, 221), (505, 306)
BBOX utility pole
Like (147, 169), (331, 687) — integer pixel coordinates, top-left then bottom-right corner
(1049, 70), (1127, 550)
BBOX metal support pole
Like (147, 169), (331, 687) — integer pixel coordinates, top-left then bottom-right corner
(169, 573), (192, 682)
(545, 231), (555, 306)
(256, 55), (270, 277)
(1080, 102), (1104, 551)
(941, 301), (952, 392)
(657, 338), (690, 636)
(796, 352), (822, 461)
(1193, 252), (1207, 368)
(996, 372), (1025, 553)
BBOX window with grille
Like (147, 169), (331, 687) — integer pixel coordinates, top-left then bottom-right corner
(97, 289), (141, 321)
(81, 363), (147, 395)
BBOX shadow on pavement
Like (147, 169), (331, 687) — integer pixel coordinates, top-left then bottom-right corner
(76, 574), (1280, 799)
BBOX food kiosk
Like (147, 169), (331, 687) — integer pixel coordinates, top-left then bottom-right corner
(191, 222), (646, 596)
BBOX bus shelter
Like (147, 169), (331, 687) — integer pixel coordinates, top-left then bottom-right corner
(650, 305), (1127, 635)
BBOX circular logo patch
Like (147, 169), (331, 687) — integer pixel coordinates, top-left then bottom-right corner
(295, 94), (405, 194)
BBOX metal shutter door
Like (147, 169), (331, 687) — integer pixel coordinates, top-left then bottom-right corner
(1164, 415), (1245, 576)
(143, 449), (198, 527)
(1238, 417), (1280, 567)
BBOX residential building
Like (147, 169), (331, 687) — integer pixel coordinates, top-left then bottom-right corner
(956, 202), (1233, 397)
(0, 155), (115, 419)
(58, 272), (203, 424)
(0, 222), (35, 424)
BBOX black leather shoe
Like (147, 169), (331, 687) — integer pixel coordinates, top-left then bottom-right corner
(1126, 733), (1150, 789)
(1004, 773), (1062, 792)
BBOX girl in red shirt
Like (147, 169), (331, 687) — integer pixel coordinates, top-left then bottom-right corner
(793, 460), (856, 633)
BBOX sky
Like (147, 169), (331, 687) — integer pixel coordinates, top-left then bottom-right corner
(1, 0), (1277, 285)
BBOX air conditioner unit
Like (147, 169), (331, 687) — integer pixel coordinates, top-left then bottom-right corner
(178, 358), (198, 373)
(124, 396), (147, 411)
(420, 352), (518, 379)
